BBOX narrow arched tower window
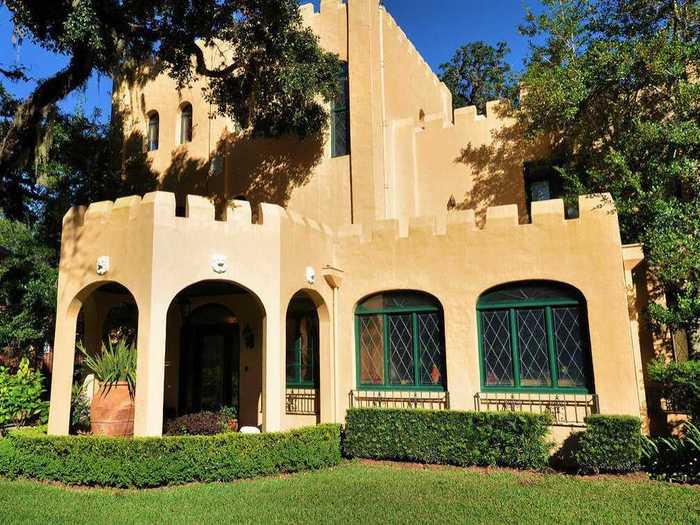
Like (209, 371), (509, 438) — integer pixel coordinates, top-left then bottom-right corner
(331, 62), (350, 157)
(179, 103), (193, 144)
(147, 112), (159, 151)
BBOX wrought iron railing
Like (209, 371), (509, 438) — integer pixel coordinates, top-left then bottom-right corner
(660, 397), (689, 415)
(285, 388), (319, 416)
(474, 392), (599, 426)
(349, 390), (450, 410)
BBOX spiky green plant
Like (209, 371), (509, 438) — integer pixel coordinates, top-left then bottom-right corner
(77, 339), (136, 396)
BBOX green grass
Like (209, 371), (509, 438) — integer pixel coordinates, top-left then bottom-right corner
(1, 461), (698, 524)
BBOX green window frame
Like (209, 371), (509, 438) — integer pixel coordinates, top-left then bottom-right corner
(477, 281), (594, 394)
(355, 291), (446, 392)
(286, 296), (319, 388)
(331, 62), (350, 157)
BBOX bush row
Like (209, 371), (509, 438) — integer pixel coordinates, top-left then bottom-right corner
(343, 408), (553, 469)
(0, 424), (341, 488)
(574, 415), (642, 474)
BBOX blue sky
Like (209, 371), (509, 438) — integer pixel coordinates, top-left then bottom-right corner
(0, 1), (539, 121)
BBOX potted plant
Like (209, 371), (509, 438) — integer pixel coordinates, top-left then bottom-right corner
(77, 338), (136, 437)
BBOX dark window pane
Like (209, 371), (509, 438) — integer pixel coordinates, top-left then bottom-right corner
(358, 291), (439, 311)
(553, 307), (587, 387)
(180, 104), (193, 144)
(529, 179), (551, 201)
(481, 310), (514, 386)
(148, 114), (159, 151)
(479, 281), (581, 306)
(359, 315), (384, 385)
(417, 312), (443, 385)
(516, 308), (551, 387)
(387, 314), (414, 385)
(332, 109), (349, 157)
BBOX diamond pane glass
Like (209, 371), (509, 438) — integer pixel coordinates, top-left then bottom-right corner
(516, 308), (551, 387)
(481, 310), (514, 386)
(359, 315), (384, 385)
(553, 307), (587, 388)
(387, 314), (414, 385)
(417, 312), (444, 385)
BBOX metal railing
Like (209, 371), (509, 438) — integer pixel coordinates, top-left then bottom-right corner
(285, 388), (319, 416)
(474, 391), (599, 426)
(349, 390), (450, 410)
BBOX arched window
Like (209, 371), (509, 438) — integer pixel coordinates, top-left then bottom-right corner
(147, 112), (159, 151)
(477, 281), (593, 393)
(355, 291), (445, 390)
(286, 294), (319, 388)
(179, 103), (192, 144)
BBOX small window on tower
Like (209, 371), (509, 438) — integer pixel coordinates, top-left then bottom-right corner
(179, 103), (193, 144)
(147, 112), (159, 151)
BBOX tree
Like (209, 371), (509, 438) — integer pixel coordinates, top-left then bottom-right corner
(0, 0), (342, 207)
(439, 41), (517, 113)
(517, 0), (700, 333)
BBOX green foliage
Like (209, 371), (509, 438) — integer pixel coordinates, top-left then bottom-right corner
(343, 408), (552, 470)
(575, 415), (642, 474)
(164, 408), (238, 436)
(518, 0), (700, 331)
(439, 41), (517, 113)
(648, 358), (700, 421)
(70, 383), (90, 434)
(0, 424), (341, 488)
(0, 215), (57, 361)
(2, 0), (341, 178)
(643, 421), (700, 484)
(0, 358), (48, 429)
(77, 338), (137, 395)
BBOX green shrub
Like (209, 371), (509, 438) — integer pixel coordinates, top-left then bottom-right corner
(648, 358), (700, 422)
(0, 424), (341, 487)
(70, 383), (90, 434)
(575, 415), (642, 474)
(642, 422), (700, 484)
(78, 338), (137, 394)
(0, 358), (48, 430)
(343, 408), (552, 470)
(164, 408), (238, 436)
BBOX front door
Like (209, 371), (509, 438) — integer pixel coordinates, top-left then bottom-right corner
(179, 322), (240, 414)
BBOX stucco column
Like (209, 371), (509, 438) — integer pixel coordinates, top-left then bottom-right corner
(47, 303), (80, 436)
(262, 313), (284, 432)
(133, 303), (168, 436)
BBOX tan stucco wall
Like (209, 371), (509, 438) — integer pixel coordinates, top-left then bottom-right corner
(112, 0), (528, 229)
(48, 192), (643, 438)
(48, 0), (646, 439)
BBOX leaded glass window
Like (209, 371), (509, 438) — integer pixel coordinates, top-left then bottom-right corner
(356, 291), (446, 390)
(331, 62), (350, 157)
(286, 294), (319, 388)
(477, 281), (593, 393)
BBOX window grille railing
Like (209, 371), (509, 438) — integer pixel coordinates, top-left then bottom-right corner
(285, 388), (318, 416)
(474, 391), (598, 426)
(660, 397), (689, 415)
(349, 390), (450, 410)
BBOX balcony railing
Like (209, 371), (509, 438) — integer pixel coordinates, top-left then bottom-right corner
(474, 391), (599, 426)
(285, 388), (319, 416)
(349, 390), (450, 410)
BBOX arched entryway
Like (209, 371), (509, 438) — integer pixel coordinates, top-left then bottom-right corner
(164, 280), (265, 429)
(285, 292), (321, 421)
(48, 281), (139, 435)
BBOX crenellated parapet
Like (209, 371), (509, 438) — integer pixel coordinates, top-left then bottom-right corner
(335, 194), (617, 244)
(61, 192), (337, 240)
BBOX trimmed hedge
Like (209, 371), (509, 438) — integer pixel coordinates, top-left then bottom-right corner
(575, 415), (642, 474)
(0, 424), (341, 487)
(343, 408), (552, 469)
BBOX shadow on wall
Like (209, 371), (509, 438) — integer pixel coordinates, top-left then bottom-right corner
(450, 102), (550, 225)
(159, 129), (325, 217)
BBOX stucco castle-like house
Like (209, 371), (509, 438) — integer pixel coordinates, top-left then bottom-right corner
(47, 0), (652, 439)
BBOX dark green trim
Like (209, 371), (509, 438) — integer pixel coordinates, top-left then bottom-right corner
(355, 295), (446, 392)
(477, 300), (592, 395)
(477, 299), (579, 310)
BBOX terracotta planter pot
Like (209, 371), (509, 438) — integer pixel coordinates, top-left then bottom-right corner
(90, 382), (134, 437)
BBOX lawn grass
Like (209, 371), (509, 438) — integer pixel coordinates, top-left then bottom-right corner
(1, 461), (698, 524)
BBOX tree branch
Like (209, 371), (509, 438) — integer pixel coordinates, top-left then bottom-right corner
(189, 43), (239, 79)
(0, 49), (94, 176)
